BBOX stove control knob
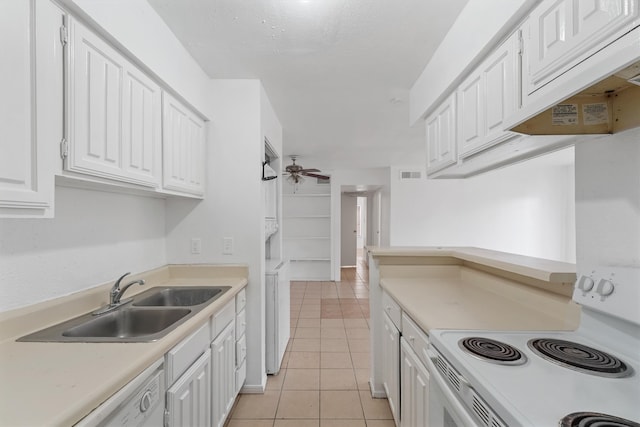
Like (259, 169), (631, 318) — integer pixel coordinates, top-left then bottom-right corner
(596, 279), (615, 299)
(576, 276), (595, 293)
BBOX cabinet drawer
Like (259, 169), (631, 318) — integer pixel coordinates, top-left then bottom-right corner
(236, 308), (246, 340)
(236, 334), (247, 365)
(382, 291), (402, 331)
(236, 288), (247, 312)
(401, 313), (429, 368)
(212, 299), (235, 339)
(166, 321), (211, 385)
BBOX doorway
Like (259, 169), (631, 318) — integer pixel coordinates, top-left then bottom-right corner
(340, 187), (381, 269)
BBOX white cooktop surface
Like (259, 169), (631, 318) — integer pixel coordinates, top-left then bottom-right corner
(430, 328), (640, 426)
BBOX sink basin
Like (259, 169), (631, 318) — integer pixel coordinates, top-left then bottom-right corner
(18, 285), (231, 343)
(133, 286), (229, 307)
(62, 308), (191, 338)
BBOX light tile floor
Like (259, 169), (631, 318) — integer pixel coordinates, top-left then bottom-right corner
(227, 256), (394, 427)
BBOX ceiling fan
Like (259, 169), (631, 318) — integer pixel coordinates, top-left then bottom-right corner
(283, 156), (330, 184)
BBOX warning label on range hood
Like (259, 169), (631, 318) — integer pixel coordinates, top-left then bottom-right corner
(552, 104), (578, 125)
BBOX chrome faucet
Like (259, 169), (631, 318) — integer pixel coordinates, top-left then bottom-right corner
(94, 272), (145, 315)
(110, 272), (145, 305)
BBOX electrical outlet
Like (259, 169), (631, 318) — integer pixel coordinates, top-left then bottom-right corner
(191, 238), (202, 254)
(223, 237), (233, 255)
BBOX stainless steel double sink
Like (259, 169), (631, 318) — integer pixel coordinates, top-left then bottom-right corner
(18, 286), (231, 343)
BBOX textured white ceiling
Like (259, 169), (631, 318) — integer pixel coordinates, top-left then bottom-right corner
(148, 0), (469, 170)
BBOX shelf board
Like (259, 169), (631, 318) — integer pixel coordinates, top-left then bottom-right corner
(283, 215), (331, 219)
(283, 236), (330, 240)
(284, 193), (330, 197)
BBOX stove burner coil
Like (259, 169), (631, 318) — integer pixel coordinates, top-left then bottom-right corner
(560, 412), (640, 427)
(458, 337), (526, 365)
(527, 339), (631, 378)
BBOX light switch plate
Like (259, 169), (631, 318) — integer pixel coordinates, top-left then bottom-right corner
(223, 237), (233, 255)
(190, 238), (202, 254)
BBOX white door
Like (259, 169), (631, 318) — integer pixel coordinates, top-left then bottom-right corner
(166, 349), (212, 427)
(341, 193), (357, 266)
(370, 191), (382, 247)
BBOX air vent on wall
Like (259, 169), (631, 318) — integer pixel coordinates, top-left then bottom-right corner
(399, 170), (422, 180)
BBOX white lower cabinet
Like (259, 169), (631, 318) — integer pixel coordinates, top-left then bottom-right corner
(165, 290), (246, 427)
(165, 321), (212, 427)
(166, 349), (212, 427)
(211, 320), (236, 427)
(400, 338), (430, 427)
(382, 311), (401, 426)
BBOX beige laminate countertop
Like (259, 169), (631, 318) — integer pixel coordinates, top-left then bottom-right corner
(0, 265), (248, 427)
(368, 246), (577, 284)
(380, 273), (580, 333)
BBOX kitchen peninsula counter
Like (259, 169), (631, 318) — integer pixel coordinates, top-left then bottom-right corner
(369, 246), (580, 333)
(367, 246), (582, 398)
(0, 265), (248, 427)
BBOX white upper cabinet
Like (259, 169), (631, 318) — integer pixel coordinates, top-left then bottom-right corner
(162, 92), (206, 197)
(457, 31), (520, 158)
(67, 18), (161, 187)
(524, 0), (639, 96)
(426, 93), (456, 175)
(0, 0), (62, 218)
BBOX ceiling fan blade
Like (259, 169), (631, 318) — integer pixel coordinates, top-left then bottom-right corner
(302, 172), (330, 180)
(299, 168), (320, 173)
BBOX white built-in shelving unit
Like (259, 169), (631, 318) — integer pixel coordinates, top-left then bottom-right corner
(283, 184), (331, 280)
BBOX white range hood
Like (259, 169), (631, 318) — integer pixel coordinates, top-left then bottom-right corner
(507, 26), (640, 136)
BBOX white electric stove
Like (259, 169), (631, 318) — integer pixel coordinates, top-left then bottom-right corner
(428, 267), (640, 427)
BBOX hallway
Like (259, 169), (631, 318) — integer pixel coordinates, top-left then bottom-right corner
(227, 254), (394, 427)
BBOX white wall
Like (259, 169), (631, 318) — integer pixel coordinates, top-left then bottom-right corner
(390, 151), (576, 263)
(0, 186), (167, 311)
(410, 0), (536, 124)
(575, 128), (640, 277)
(166, 79), (282, 392)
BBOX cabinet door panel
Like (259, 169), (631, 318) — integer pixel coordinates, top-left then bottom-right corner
(382, 312), (400, 425)
(211, 322), (236, 427)
(458, 74), (483, 155)
(166, 349), (212, 427)
(70, 20), (124, 177)
(527, 0), (638, 93)
(163, 92), (205, 195)
(458, 74), (483, 151)
(425, 93), (456, 175)
(0, 0), (60, 217)
(400, 338), (430, 427)
(122, 67), (161, 185)
(484, 51), (509, 134)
